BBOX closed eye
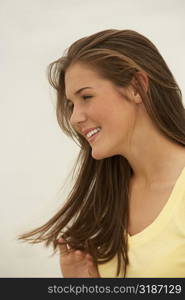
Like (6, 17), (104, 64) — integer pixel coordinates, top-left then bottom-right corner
(66, 95), (92, 110)
(82, 95), (92, 100)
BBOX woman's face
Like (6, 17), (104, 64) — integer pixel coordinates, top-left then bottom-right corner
(65, 62), (138, 160)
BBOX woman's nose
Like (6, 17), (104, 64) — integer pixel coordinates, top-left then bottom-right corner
(70, 105), (87, 127)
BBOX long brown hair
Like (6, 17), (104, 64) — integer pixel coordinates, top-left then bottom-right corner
(18, 29), (185, 277)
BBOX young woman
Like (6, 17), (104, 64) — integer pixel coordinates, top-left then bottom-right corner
(18, 29), (185, 278)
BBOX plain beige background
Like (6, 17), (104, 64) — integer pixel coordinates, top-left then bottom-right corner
(0, 0), (185, 277)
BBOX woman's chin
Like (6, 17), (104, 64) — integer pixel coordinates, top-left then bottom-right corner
(91, 150), (104, 160)
(91, 149), (112, 160)
(91, 153), (104, 160)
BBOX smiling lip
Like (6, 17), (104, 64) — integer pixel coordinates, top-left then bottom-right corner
(87, 130), (100, 143)
(82, 127), (101, 137)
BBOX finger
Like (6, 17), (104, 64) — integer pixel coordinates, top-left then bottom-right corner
(87, 262), (99, 277)
(86, 255), (100, 277)
(74, 250), (86, 261)
(58, 237), (69, 256)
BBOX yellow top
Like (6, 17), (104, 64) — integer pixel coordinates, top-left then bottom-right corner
(98, 166), (185, 278)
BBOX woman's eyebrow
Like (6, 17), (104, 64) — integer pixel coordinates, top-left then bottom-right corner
(66, 87), (93, 100)
(75, 86), (93, 95)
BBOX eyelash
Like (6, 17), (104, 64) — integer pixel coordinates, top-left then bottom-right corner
(67, 95), (92, 109)
(82, 95), (92, 100)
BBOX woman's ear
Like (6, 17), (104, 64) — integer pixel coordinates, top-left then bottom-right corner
(130, 71), (149, 104)
(133, 71), (149, 93)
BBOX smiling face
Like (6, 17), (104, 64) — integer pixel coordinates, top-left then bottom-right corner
(65, 62), (139, 160)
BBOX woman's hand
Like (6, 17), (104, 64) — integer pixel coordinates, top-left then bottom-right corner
(58, 237), (101, 278)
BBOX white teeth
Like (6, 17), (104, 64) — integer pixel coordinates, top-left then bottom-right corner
(86, 127), (101, 138)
